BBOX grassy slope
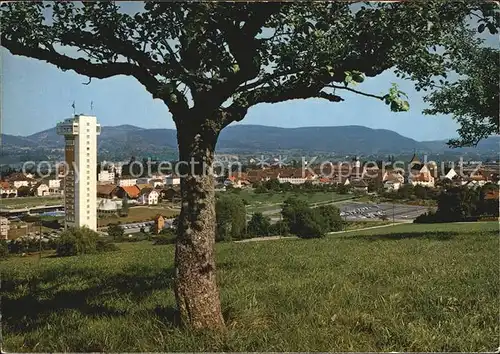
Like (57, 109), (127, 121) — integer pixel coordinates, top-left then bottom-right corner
(97, 206), (178, 227)
(1, 222), (498, 352)
(0, 196), (63, 208)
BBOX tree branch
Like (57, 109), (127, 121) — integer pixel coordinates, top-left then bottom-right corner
(326, 84), (385, 100)
(2, 36), (189, 116)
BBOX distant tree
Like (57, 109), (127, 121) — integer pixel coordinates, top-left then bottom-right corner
(16, 186), (32, 197)
(120, 196), (129, 217)
(270, 220), (290, 236)
(317, 205), (343, 232)
(216, 195), (246, 242)
(0, 240), (8, 260)
(108, 223), (124, 241)
(247, 212), (271, 237)
(413, 185), (429, 200)
(56, 226), (100, 256)
(436, 187), (479, 222)
(264, 178), (281, 192)
(294, 208), (327, 239)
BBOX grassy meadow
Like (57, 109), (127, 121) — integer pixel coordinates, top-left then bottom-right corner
(234, 189), (354, 213)
(0, 196), (63, 209)
(1, 222), (498, 352)
(97, 206), (178, 227)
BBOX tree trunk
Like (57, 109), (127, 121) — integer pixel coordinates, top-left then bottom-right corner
(173, 119), (225, 329)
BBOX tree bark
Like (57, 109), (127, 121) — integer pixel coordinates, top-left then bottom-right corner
(173, 118), (225, 329)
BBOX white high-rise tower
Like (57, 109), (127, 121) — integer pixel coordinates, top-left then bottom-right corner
(57, 115), (101, 230)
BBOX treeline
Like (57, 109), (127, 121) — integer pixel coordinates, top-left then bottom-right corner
(415, 185), (499, 223)
(248, 179), (352, 194)
(215, 195), (343, 242)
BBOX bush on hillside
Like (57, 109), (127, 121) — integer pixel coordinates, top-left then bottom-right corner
(153, 229), (176, 245)
(56, 227), (114, 257)
(96, 239), (119, 252)
(0, 240), (8, 260)
(269, 220), (290, 236)
(294, 208), (326, 239)
(216, 195), (246, 242)
(247, 212), (272, 237)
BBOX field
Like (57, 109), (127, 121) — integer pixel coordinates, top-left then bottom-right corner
(231, 189), (354, 213)
(1, 222), (498, 352)
(97, 206), (178, 227)
(0, 196), (63, 209)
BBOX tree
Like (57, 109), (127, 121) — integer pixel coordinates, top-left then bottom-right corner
(436, 187), (480, 221)
(120, 196), (129, 217)
(2, 1), (497, 329)
(247, 212), (271, 237)
(294, 208), (327, 239)
(17, 186), (33, 197)
(108, 223), (124, 241)
(317, 205), (343, 232)
(424, 46), (499, 147)
(215, 195), (246, 242)
(56, 226), (100, 257)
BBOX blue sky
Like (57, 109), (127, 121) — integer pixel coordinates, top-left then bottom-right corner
(2, 48), (461, 142)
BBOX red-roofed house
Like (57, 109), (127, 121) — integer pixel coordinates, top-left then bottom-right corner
(115, 185), (141, 199)
(0, 182), (17, 198)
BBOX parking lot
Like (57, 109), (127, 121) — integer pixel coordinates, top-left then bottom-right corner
(118, 219), (175, 235)
(339, 202), (430, 222)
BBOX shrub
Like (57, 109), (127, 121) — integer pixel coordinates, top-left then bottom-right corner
(55, 227), (100, 257)
(216, 195), (246, 242)
(108, 223), (124, 241)
(0, 240), (8, 260)
(96, 239), (119, 252)
(269, 220), (290, 236)
(414, 211), (440, 223)
(153, 230), (176, 245)
(247, 212), (272, 237)
(317, 205), (343, 232)
(294, 208), (326, 239)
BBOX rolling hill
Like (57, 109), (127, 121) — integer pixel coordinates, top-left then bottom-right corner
(1, 124), (498, 162)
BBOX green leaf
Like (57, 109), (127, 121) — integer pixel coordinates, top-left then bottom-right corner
(486, 23), (497, 35)
(231, 64), (240, 73)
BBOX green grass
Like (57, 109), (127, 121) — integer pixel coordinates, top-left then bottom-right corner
(97, 206), (178, 227)
(0, 196), (63, 209)
(1, 222), (498, 352)
(235, 189), (353, 212)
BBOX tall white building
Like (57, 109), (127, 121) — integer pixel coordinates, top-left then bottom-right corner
(57, 115), (101, 231)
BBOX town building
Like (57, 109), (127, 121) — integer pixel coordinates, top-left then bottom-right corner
(57, 115), (101, 230)
(138, 188), (159, 205)
(117, 177), (137, 187)
(165, 175), (181, 186)
(115, 185), (141, 199)
(0, 216), (10, 239)
(96, 184), (118, 199)
(154, 214), (166, 234)
(34, 182), (50, 197)
(0, 182), (17, 198)
(98, 169), (115, 183)
(48, 179), (61, 189)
